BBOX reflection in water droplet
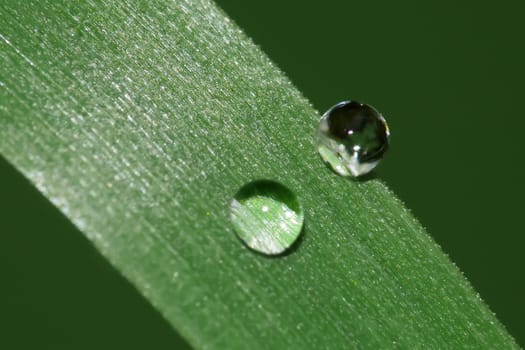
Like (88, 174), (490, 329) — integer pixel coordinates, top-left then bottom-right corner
(230, 180), (304, 255)
(317, 101), (390, 177)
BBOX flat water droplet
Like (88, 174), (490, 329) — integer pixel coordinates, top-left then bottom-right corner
(230, 180), (304, 255)
(317, 101), (390, 177)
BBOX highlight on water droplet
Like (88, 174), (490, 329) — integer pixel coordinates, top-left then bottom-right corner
(230, 180), (304, 256)
(317, 101), (390, 177)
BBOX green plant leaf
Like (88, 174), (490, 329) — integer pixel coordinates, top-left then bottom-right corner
(0, 0), (518, 348)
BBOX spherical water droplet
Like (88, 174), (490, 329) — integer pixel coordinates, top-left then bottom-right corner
(317, 101), (390, 177)
(230, 180), (304, 255)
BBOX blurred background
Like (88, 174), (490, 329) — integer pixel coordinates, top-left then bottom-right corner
(1, 0), (523, 348)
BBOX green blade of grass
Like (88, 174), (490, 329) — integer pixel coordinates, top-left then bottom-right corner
(0, 0), (518, 348)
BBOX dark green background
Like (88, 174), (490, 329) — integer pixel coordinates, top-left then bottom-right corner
(1, 0), (523, 348)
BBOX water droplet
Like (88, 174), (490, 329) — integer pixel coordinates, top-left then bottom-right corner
(230, 180), (304, 255)
(317, 101), (390, 177)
